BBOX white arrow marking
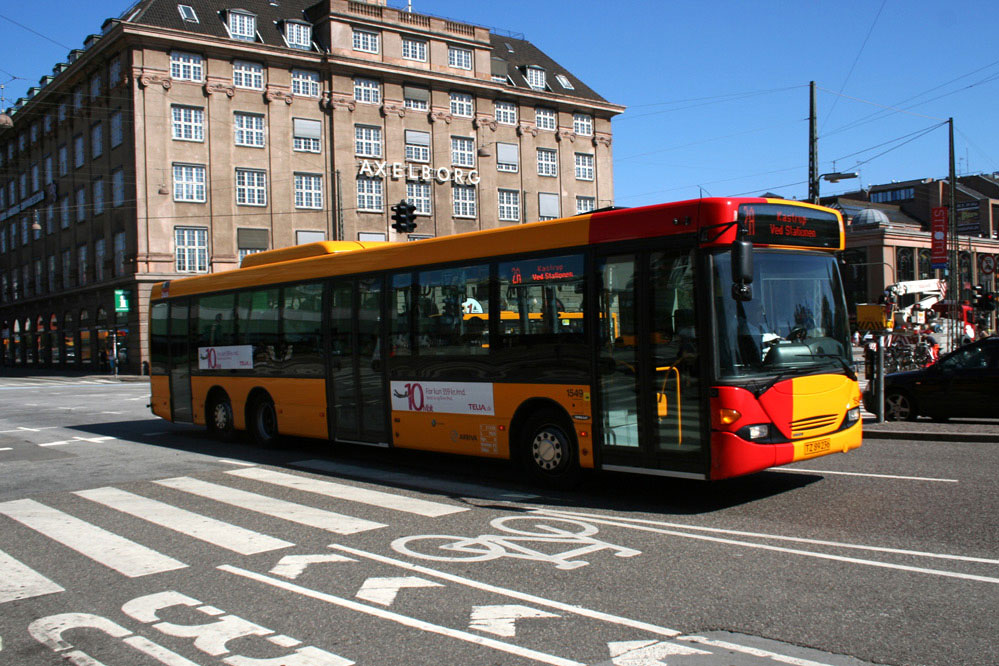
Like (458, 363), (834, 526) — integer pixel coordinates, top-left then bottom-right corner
(269, 554), (355, 579)
(608, 640), (709, 665)
(468, 605), (560, 637)
(354, 576), (443, 606)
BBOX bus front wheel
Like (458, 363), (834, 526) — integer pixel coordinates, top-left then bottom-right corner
(520, 410), (580, 488)
(248, 396), (280, 446)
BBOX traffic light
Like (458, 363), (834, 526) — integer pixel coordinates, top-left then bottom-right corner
(390, 200), (417, 234)
(973, 284), (985, 308)
(983, 292), (996, 312)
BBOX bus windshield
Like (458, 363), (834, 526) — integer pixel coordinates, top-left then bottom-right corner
(713, 249), (851, 380)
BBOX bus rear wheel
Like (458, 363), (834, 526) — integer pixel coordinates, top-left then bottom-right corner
(520, 410), (580, 488)
(248, 396), (280, 446)
(206, 394), (235, 440)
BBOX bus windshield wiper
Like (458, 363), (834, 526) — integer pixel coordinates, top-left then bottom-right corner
(804, 352), (857, 381)
(751, 366), (815, 397)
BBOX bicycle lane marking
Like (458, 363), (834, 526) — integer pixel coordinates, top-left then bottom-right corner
(219, 564), (587, 666)
(534, 508), (999, 583)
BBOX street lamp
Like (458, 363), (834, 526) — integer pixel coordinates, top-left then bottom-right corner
(813, 171), (859, 204)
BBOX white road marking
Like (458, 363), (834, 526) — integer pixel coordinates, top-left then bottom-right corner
(220, 565), (586, 666)
(539, 508), (999, 565)
(608, 639), (708, 665)
(677, 635), (836, 666)
(355, 576), (443, 606)
(215, 459), (257, 466)
(774, 467), (958, 483)
(74, 487), (293, 555)
(155, 476), (385, 535)
(0, 547), (65, 603)
(537, 509), (999, 584)
(269, 554), (355, 580)
(329, 544), (680, 637)
(0, 426), (57, 433)
(38, 436), (116, 447)
(228, 467), (468, 517)
(0, 499), (186, 577)
(468, 605), (560, 637)
(0, 447), (12, 452)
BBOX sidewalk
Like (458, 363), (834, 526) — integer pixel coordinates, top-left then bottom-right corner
(0, 367), (148, 382)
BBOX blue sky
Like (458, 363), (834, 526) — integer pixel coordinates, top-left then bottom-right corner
(3, 0), (998, 206)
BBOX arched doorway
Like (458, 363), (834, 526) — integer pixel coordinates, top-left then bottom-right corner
(79, 309), (92, 367)
(50, 313), (60, 364)
(63, 312), (76, 364)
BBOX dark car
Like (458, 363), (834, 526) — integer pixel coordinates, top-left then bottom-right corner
(864, 337), (999, 421)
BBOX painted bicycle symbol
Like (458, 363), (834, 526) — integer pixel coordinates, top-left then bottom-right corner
(391, 515), (641, 570)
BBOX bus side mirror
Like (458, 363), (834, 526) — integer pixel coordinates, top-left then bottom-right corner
(731, 239), (753, 302)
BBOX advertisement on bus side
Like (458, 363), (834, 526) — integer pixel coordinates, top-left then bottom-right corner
(390, 381), (494, 415)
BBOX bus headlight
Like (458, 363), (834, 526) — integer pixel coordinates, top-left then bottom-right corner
(845, 407), (861, 425)
(746, 424), (769, 440)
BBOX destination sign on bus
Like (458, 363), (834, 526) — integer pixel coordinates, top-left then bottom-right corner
(739, 204), (840, 249)
(501, 254), (583, 285)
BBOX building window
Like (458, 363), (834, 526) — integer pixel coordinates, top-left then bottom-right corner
(73, 87), (83, 112)
(94, 238), (105, 282)
(556, 74), (574, 90)
(233, 61), (264, 90)
(452, 184), (476, 218)
(574, 153), (594, 180)
(354, 125), (382, 157)
(234, 112), (265, 147)
(93, 178), (104, 215)
(58, 103), (67, 124)
(402, 38), (427, 62)
(450, 92), (473, 118)
(294, 173), (323, 209)
(30, 123), (39, 144)
(78, 244), (88, 286)
(404, 86), (429, 111)
(353, 78), (381, 104)
(60, 197), (70, 229)
(353, 29), (379, 54)
(90, 74), (102, 100)
(448, 46), (472, 70)
(170, 51), (204, 82)
(291, 69), (320, 97)
(870, 187), (915, 203)
(535, 107), (557, 131)
(576, 196), (595, 215)
(404, 130), (430, 163)
(171, 106), (204, 141)
(110, 111), (123, 147)
(58, 145), (68, 176)
(235, 168), (267, 206)
(495, 101), (517, 125)
(62, 249), (71, 289)
(112, 169), (125, 207)
(537, 148), (557, 177)
(173, 164), (206, 202)
(293, 118), (322, 153)
(178, 4), (198, 22)
(572, 113), (592, 136)
(109, 58), (122, 86)
(498, 189), (520, 222)
(406, 181), (431, 215)
(113, 231), (125, 276)
(284, 21), (312, 50)
(451, 136), (474, 167)
(227, 10), (256, 42)
(74, 135), (84, 168)
(496, 142), (519, 173)
(175, 227), (208, 272)
(538, 192), (560, 221)
(356, 177), (383, 212)
(526, 66), (546, 91)
(75, 187), (86, 222)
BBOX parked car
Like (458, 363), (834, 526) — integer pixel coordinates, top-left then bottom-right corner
(864, 337), (999, 421)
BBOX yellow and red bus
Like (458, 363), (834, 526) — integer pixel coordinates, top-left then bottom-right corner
(148, 197), (862, 484)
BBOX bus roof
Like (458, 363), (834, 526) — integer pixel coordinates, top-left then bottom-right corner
(153, 197), (840, 300)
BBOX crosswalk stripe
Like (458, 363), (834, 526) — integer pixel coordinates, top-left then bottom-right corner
(227, 467), (468, 517)
(0, 547), (64, 603)
(155, 477), (386, 535)
(74, 487), (294, 555)
(0, 499), (187, 577)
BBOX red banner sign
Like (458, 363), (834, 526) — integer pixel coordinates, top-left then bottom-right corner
(931, 207), (948, 269)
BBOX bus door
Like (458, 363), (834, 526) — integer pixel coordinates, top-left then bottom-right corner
(169, 299), (193, 422)
(328, 277), (388, 445)
(595, 249), (706, 477)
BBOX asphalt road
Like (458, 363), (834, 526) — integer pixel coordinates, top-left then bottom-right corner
(0, 376), (996, 666)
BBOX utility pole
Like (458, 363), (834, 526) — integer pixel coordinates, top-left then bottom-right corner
(809, 81), (819, 204)
(948, 118), (959, 351)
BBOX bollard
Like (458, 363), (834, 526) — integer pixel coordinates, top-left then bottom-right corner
(876, 334), (885, 423)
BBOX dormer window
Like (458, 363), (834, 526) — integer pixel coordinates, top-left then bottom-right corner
(178, 5), (199, 22)
(525, 66), (546, 91)
(227, 10), (257, 42)
(555, 74), (574, 90)
(284, 21), (312, 50)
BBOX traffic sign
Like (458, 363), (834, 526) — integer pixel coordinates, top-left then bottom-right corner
(114, 289), (130, 313)
(979, 254), (995, 275)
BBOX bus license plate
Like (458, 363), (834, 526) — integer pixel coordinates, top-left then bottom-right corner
(803, 438), (831, 455)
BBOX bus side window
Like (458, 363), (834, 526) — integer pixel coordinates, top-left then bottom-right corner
(417, 264), (489, 356)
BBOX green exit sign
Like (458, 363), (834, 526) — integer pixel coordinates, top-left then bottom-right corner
(114, 289), (130, 313)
